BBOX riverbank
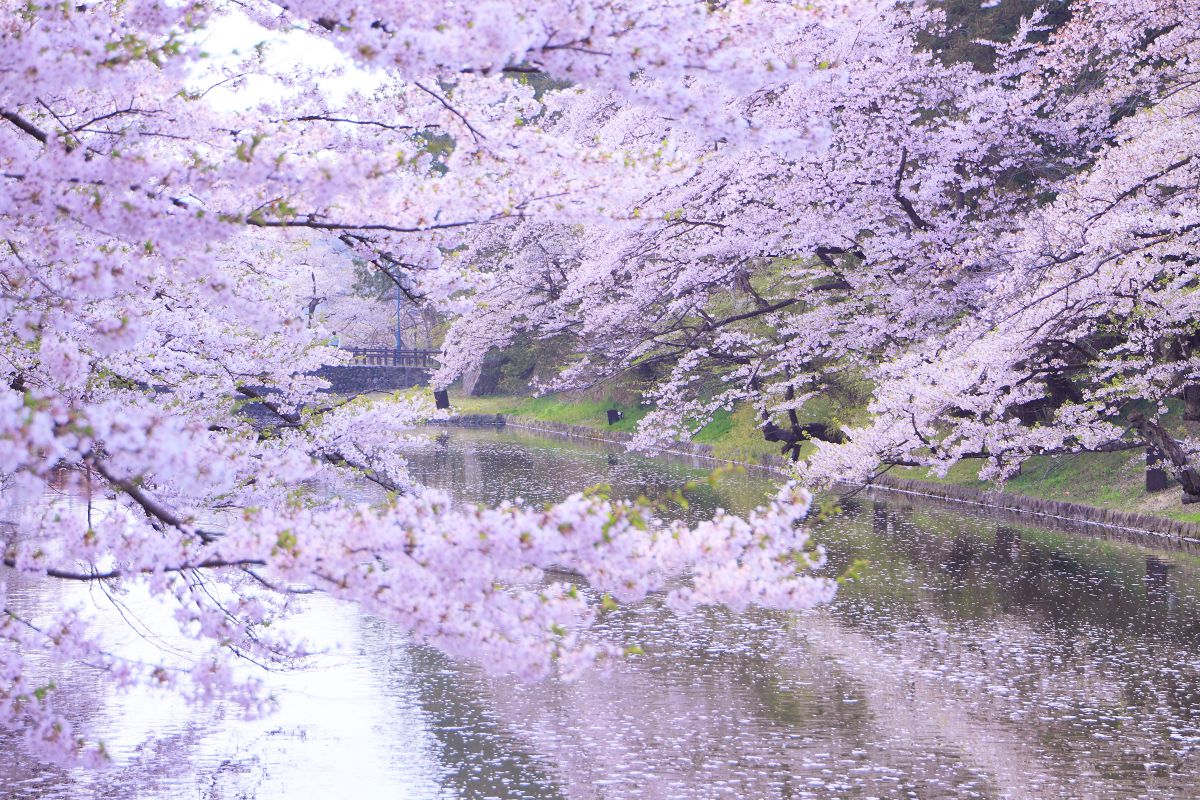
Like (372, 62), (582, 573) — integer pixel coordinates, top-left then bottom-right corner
(444, 396), (1200, 542)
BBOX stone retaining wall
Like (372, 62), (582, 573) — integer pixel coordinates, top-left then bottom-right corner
(869, 475), (1200, 542)
(430, 413), (506, 427)
(315, 365), (429, 394)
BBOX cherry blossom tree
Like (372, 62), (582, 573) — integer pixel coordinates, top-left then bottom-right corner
(10, 0), (1194, 769)
(438, 1), (1200, 502)
(801, 1), (1200, 497)
(0, 0), (845, 765)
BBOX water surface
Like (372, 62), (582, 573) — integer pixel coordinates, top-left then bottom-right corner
(4, 425), (1200, 799)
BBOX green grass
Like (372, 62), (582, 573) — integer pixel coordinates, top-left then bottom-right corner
(451, 393), (650, 433)
(883, 399), (1200, 522)
(693, 405), (782, 463)
(894, 449), (1200, 523)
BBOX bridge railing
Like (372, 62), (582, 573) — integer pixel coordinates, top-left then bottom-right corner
(343, 347), (439, 369)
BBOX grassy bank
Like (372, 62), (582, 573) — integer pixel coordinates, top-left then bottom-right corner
(451, 394), (649, 433)
(886, 400), (1200, 523)
(450, 392), (1200, 524)
(891, 449), (1200, 523)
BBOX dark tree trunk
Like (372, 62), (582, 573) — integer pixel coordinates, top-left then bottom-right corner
(1133, 414), (1200, 503)
(755, 380), (848, 461)
(761, 419), (848, 461)
(1185, 384), (1200, 421)
(1146, 446), (1170, 492)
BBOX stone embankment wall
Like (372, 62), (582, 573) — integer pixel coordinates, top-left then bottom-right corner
(869, 475), (1200, 543)
(460, 415), (1200, 544)
(429, 414), (507, 427)
(315, 365), (429, 394)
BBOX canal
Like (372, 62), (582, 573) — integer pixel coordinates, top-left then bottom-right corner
(3, 425), (1200, 798)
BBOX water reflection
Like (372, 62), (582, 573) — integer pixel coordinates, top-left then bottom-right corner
(5, 426), (1200, 798)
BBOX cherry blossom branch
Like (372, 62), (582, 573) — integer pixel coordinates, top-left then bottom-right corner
(0, 108), (49, 143)
(1, 556), (267, 582)
(412, 80), (487, 143)
(89, 458), (221, 544)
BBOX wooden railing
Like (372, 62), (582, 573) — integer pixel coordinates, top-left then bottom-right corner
(344, 347), (439, 369)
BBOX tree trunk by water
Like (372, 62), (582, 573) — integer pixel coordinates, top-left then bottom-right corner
(1133, 414), (1200, 504)
(1185, 385), (1200, 421)
(1146, 446), (1170, 493)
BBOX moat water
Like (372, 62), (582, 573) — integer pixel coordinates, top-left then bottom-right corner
(4, 426), (1200, 799)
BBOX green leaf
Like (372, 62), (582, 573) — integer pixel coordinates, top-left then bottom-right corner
(275, 529), (298, 552)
